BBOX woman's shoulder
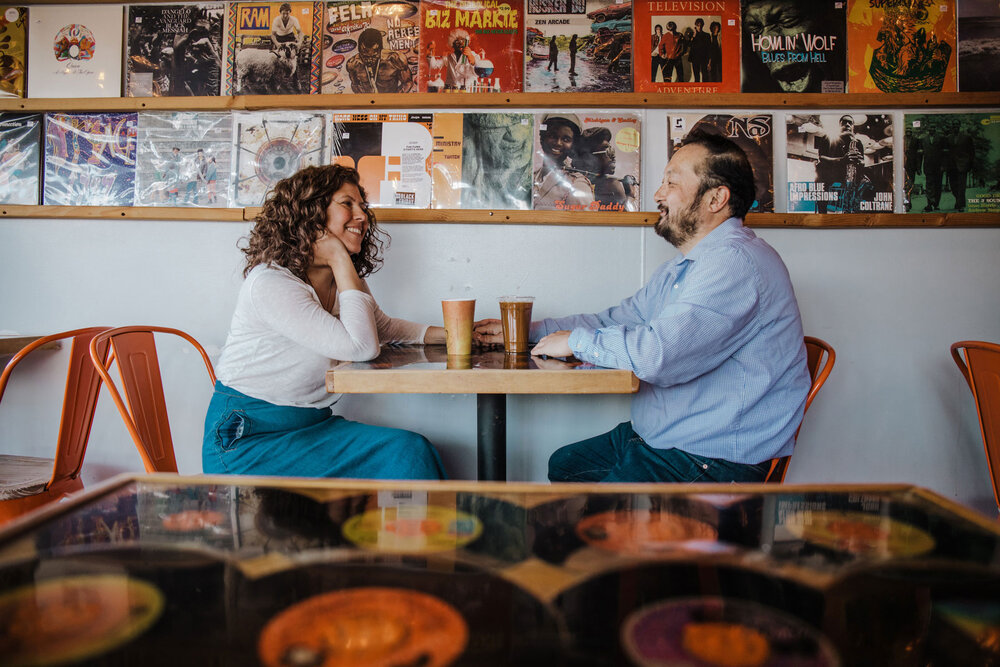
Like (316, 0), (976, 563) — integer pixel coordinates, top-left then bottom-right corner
(246, 263), (304, 291)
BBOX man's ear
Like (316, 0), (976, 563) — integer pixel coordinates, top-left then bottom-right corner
(706, 185), (731, 214)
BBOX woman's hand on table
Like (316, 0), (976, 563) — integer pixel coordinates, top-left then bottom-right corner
(473, 319), (503, 346)
(532, 330), (572, 358)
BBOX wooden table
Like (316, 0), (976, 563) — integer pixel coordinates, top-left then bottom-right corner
(1, 474), (999, 666)
(327, 345), (639, 481)
(0, 335), (61, 356)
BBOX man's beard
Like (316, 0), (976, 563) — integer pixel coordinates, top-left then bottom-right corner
(654, 200), (700, 247)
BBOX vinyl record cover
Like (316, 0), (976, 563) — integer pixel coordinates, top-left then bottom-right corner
(0, 7), (27, 98)
(532, 111), (640, 212)
(524, 0), (632, 93)
(847, 0), (956, 93)
(330, 112), (432, 208)
(669, 113), (773, 213)
(226, 1), (323, 94)
(136, 111), (232, 208)
(418, 0), (524, 93)
(126, 3), (226, 97)
(320, 0), (420, 94)
(740, 0), (846, 93)
(903, 113), (1000, 213)
(431, 112), (533, 209)
(786, 113), (894, 214)
(232, 111), (325, 206)
(0, 112), (40, 204)
(958, 0), (1000, 92)
(43, 112), (137, 206)
(27, 4), (124, 98)
(633, 0), (739, 93)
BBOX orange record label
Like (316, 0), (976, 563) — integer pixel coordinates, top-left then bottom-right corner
(784, 509), (935, 557)
(341, 505), (482, 553)
(161, 509), (225, 532)
(621, 596), (839, 666)
(257, 587), (468, 667)
(0, 574), (164, 667)
(575, 509), (718, 555)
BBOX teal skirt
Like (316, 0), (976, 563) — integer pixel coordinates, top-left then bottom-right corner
(202, 381), (446, 480)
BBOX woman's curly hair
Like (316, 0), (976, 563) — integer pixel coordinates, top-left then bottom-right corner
(241, 164), (389, 279)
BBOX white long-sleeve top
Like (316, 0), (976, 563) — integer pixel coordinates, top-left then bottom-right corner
(216, 264), (428, 408)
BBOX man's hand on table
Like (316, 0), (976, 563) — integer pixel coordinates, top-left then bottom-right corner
(531, 330), (573, 358)
(473, 318), (503, 346)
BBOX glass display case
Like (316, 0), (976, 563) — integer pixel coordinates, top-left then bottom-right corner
(1, 475), (998, 665)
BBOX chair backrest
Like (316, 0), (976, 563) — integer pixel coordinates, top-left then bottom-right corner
(951, 340), (1000, 513)
(0, 327), (110, 489)
(765, 336), (836, 484)
(89, 326), (216, 474)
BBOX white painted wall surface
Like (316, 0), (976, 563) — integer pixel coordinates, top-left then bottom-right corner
(1, 108), (998, 516)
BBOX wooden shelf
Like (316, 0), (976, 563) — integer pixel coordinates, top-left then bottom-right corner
(2, 206), (997, 228)
(3, 91), (998, 113)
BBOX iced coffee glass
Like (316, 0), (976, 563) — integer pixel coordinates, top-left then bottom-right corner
(498, 296), (534, 354)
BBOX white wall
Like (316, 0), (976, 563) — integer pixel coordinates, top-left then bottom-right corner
(2, 108), (998, 517)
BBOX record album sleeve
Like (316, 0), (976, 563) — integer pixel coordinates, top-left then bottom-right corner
(232, 110), (326, 207)
(958, 0), (1000, 92)
(321, 0), (420, 94)
(330, 112), (433, 208)
(27, 4), (125, 98)
(532, 111), (640, 212)
(633, 0), (739, 93)
(669, 113), (773, 213)
(786, 113), (894, 214)
(126, 3), (226, 97)
(903, 112), (1000, 214)
(740, 0), (846, 93)
(418, 0), (524, 93)
(0, 7), (27, 98)
(226, 1), (323, 94)
(431, 112), (533, 209)
(136, 111), (233, 208)
(0, 112), (40, 204)
(43, 112), (137, 206)
(847, 0), (956, 93)
(524, 0), (632, 93)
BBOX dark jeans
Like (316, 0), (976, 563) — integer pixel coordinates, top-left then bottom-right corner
(548, 421), (770, 483)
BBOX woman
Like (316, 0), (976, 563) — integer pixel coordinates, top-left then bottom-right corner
(532, 113), (594, 211)
(203, 165), (447, 480)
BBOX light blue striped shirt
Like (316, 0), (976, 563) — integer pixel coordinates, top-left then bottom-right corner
(533, 218), (810, 464)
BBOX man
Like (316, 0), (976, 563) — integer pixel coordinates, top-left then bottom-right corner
(345, 28), (415, 93)
(651, 24), (665, 82)
(270, 2), (303, 52)
(428, 29), (478, 91)
(687, 18), (711, 82)
(477, 132), (809, 483)
(662, 22), (684, 82)
(947, 121), (975, 212)
(741, 0), (845, 93)
(813, 114), (866, 213)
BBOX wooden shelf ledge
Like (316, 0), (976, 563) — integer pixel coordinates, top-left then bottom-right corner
(2, 206), (998, 228)
(3, 91), (998, 113)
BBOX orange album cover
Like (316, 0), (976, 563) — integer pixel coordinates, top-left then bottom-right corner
(847, 0), (957, 93)
(633, 0), (740, 93)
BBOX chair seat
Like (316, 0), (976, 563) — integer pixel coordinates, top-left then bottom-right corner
(0, 454), (55, 499)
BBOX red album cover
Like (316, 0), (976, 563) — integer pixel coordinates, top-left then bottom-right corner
(418, 0), (523, 93)
(633, 0), (740, 93)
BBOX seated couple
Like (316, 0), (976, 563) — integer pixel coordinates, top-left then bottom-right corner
(204, 132), (810, 483)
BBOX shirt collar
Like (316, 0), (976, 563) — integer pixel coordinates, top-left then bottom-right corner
(681, 217), (745, 262)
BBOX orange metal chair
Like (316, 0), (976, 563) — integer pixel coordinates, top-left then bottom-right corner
(89, 326), (216, 473)
(764, 336), (836, 484)
(951, 341), (1000, 515)
(0, 327), (110, 525)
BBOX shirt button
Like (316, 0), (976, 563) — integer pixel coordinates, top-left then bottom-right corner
(702, 464), (708, 469)
(673, 284), (679, 289)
